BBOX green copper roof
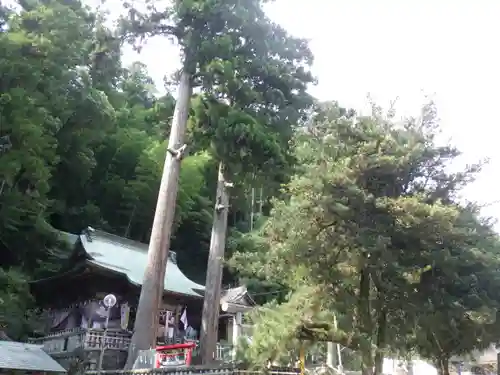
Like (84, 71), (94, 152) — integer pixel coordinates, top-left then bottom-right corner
(79, 229), (205, 298)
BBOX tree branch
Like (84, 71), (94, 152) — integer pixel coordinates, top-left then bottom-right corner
(296, 321), (360, 350)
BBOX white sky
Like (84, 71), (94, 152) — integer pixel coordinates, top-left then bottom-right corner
(96, 0), (500, 226)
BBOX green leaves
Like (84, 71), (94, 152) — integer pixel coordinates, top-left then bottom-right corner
(0, 268), (34, 340)
(0, 0), (310, 340)
(190, 96), (286, 177)
(1, 3), (498, 369)
(120, 0), (314, 184)
(231, 101), (500, 368)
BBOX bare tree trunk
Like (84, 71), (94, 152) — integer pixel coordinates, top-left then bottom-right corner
(200, 161), (231, 364)
(436, 356), (450, 375)
(359, 265), (373, 375)
(124, 70), (192, 369)
(407, 360), (414, 375)
(373, 283), (387, 375)
(373, 307), (387, 375)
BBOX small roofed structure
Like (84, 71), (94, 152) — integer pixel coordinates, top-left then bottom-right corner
(0, 341), (66, 373)
(27, 227), (255, 369)
(220, 285), (256, 313)
(219, 285), (256, 361)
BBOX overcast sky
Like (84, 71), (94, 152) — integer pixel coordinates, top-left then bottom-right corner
(91, 0), (500, 226)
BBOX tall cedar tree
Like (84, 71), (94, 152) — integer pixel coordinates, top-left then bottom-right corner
(118, 0), (315, 365)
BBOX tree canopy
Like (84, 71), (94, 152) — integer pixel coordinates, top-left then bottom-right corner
(231, 102), (500, 375)
(0, 0), (312, 339)
(0, 1), (499, 374)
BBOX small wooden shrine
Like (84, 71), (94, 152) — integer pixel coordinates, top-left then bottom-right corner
(27, 227), (255, 370)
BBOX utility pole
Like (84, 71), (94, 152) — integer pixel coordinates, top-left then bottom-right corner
(250, 186), (255, 231)
(326, 342), (336, 368)
(200, 161), (232, 364)
(125, 71), (192, 369)
(326, 313), (343, 371)
(258, 186), (263, 215)
(333, 313), (342, 373)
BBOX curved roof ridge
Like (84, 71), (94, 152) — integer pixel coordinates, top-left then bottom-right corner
(92, 230), (149, 251)
(79, 228), (204, 298)
(84, 229), (179, 262)
(221, 285), (256, 306)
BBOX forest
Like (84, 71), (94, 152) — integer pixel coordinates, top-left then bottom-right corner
(1, 0), (500, 375)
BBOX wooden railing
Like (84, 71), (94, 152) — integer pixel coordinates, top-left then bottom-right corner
(87, 367), (235, 375)
(85, 367), (301, 375)
(181, 340), (233, 362)
(28, 329), (233, 361)
(28, 328), (132, 354)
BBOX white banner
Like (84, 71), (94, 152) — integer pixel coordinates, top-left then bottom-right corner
(120, 302), (130, 330)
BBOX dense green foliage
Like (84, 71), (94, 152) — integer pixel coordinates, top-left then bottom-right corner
(0, 269), (33, 339)
(1, 1), (500, 374)
(0, 0), (312, 339)
(231, 102), (500, 375)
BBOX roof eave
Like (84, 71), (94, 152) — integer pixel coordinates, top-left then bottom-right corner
(221, 302), (255, 313)
(87, 260), (203, 299)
